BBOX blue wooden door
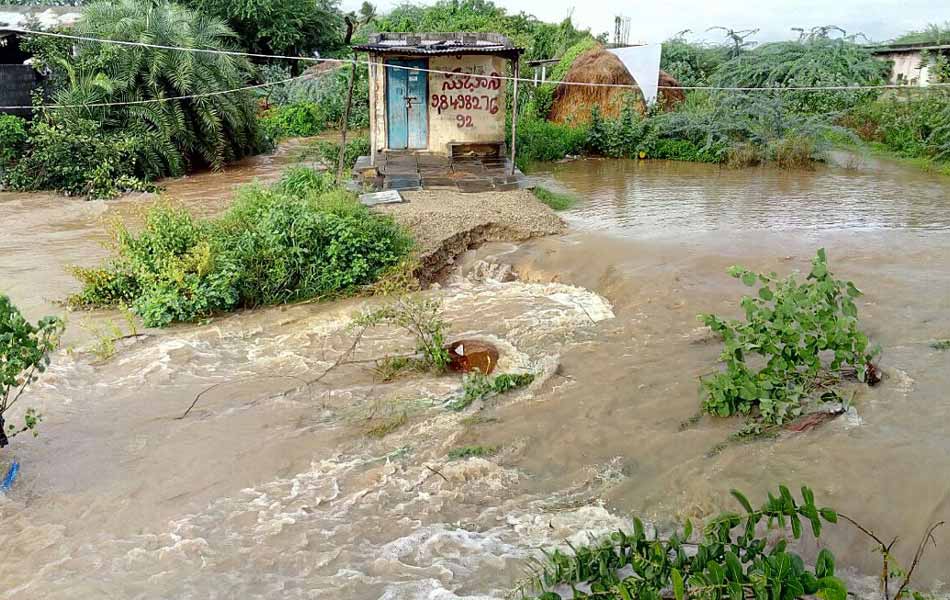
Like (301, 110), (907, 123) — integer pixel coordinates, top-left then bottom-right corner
(386, 59), (428, 150)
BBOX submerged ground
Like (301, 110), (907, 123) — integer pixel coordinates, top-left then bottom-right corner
(1, 147), (949, 598)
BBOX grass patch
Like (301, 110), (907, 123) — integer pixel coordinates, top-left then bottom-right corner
(448, 372), (536, 412)
(460, 414), (500, 427)
(931, 340), (950, 350)
(364, 411), (408, 439)
(531, 186), (576, 211)
(68, 167), (412, 327)
(447, 445), (498, 461)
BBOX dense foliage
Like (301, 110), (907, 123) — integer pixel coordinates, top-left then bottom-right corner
(0, 295), (63, 448)
(0, 116), (28, 172)
(178, 0), (344, 58)
(524, 485), (846, 600)
(4, 0), (269, 198)
(843, 90), (950, 163)
(711, 35), (889, 115)
(372, 0), (595, 62)
(661, 37), (730, 88)
(516, 93), (836, 168)
(69, 171), (412, 326)
(3, 118), (160, 198)
(700, 249), (878, 425)
(259, 102), (328, 140)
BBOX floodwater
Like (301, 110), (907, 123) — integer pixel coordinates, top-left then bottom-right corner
(2, 150), (950, 598)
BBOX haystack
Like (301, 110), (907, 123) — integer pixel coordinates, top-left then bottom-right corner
(549, 45), (685, 125)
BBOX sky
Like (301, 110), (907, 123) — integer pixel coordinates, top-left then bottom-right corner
(342, 0), (950, 45)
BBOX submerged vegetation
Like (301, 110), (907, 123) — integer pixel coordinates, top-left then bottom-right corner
(700, 250), (878, 427)
(520, 485), (941, 600)
(0, 296), (63, 448)
(531, 187), (576, 211)
(69, 169), (412, 326)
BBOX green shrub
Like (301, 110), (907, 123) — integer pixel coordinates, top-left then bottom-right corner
(310, 136), (371, 172)
(513, 117), (588, 166)
(17, 0), (268, 198)
(1, 295), (64, 448)
(531, 186), (575, 210)
(710, 35), (889, 115)
(522, 485), (847, 600)
(272, 166), (336, 197)
(660, 37), (730, 88)
(259, 102), (328, 140)
(70, 180), (412, 327)
(843, 91), (950, 162)
(0, 115), (28, 170)
(2, 119), (158, 198)
(700, 249), (878, 425)
(447, 445), (498, 460)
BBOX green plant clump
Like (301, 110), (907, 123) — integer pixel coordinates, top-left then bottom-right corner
(450, 371), (535, 411)
(1, 295), (64, 448)
(259, 102), (328, 141)
(842, 90), (950, 164)
(0, 115), (28, 172)
(8, 0), (269, 198)
(353, 297), (453, 373)
(69, 171), (412, 327)
(700, 249), (878, 425)
(447, 445), (498, 460)
(531, 186), (576, 210)
(522, 486), (846, 600)
(2, 119), (160, 198)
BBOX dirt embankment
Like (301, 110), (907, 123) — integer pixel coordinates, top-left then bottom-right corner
(380, 189), (566, 282)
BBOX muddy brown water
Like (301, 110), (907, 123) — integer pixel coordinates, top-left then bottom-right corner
(1, 150), (950, 599)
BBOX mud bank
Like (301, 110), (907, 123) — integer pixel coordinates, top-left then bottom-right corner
(381, 189), (565, 282)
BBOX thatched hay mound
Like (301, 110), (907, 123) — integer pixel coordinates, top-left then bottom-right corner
(549, 46), (685, 125)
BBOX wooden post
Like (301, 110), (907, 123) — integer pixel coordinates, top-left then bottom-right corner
(368, 55), (377, 167)
(337, 52), (358, 184)
(509, 58), (520, 176)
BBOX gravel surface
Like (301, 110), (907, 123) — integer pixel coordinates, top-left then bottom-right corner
(378, 189), (566, 280)
(384, 189), (565, 253)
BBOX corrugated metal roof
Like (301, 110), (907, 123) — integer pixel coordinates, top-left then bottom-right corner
(354, 32), (523, 57)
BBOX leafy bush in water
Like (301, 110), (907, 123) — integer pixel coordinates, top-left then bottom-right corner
(843, 90), (950, 162)
(700, 249), (878, 425)
(259, 102), (327, 140)
(513, 118), (588, 166)
(524, 485), (846, 600)
(582, 95), (833, 166)
(0, 115), (28, 171)
(1, 295), (63, 448)
(711, 36), (889, 115)
(2, 119), (159, 198)
(308, 136), (371, 171)
(70, 172), (412, 326)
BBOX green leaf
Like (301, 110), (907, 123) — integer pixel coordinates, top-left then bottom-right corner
(741, 272), (757, 286)
(730, 489), (754, 514)
(819, 508), (838, 523)
(758, 286), (774, 301)
(816, 576), (848, 600)
(816, 549), (835, 578)
(672, 568), (685, 600)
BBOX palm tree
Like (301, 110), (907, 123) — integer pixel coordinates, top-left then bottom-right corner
(55, 0), (265, 173)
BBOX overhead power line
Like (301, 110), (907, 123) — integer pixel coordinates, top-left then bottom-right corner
(1, 26), (948, 111)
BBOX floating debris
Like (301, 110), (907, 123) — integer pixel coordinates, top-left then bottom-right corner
(446, 339), (500, 374)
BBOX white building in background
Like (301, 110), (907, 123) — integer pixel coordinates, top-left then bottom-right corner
(869, 42), (950, 87)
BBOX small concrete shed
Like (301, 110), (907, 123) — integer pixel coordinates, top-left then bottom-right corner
(354, 32), (523, 160)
